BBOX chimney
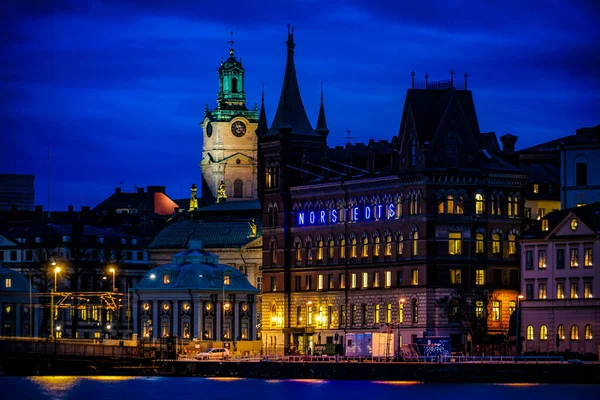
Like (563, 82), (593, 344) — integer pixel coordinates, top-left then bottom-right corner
(81, 206), (91, 213)
(500, 134), (518, 152)
(137, 187), (144, 195)
(68, 205), (74, 213)
(115, 187), (121, 194)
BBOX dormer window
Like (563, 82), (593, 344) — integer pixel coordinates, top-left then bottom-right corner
(224, 275), (230, 285)
(570, 219), (578, 231)
(533, 184), (539, 194)
(163, 275), (170, 284)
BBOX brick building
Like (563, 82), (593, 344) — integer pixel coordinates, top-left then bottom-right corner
(258, 29), (528, 356)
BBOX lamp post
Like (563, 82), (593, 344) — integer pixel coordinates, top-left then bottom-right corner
(109, 267), (116, 292)
(305, 301), (313, 355)
(397, 298), (406, 361)
(515, 294), (524, 359)
(50, 263), (61, 339)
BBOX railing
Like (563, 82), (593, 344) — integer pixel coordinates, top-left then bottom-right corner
(0, 338), (144, 359)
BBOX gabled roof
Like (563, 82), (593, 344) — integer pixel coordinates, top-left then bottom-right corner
(523, 202), (600, 240)
(265, 29), (318, 137)
(399, 87), (481, 146)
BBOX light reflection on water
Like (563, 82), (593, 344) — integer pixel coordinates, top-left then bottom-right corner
(2, 376), (595, 400)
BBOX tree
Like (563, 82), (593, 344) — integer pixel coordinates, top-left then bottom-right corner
(436, 288), (493, 345)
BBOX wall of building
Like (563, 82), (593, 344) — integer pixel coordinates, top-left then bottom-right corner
(562, 146), (600, 208)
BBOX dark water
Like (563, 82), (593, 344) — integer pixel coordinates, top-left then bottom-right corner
(2, 376), (597, 400)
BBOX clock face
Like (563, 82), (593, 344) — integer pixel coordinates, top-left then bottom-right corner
(231, 121), (246, 137)
(206, 122), (213, 138)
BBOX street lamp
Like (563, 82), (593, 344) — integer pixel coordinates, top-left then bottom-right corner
(50, 264), (61, 339)
(397, 298), (406, 361)
(515, 294), (524, 358)
(109, 267), (116, 292)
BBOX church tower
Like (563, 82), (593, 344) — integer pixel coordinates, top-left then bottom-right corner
(200, 33), (259, 202)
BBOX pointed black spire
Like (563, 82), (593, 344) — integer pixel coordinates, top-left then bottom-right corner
(316, 82), (329, 136)
(266, 25), (315, 136)
(256, 82), (269, 137)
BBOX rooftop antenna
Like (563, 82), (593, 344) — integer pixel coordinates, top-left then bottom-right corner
(47, 146), (51, 220)
(345, 129), (355, 145)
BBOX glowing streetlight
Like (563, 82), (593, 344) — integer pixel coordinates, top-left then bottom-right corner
(515, 294), (524, 358)
(54, 266), (61, 292)
(109, 267), (116, 292)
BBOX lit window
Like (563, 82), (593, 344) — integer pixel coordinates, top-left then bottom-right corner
(570, 282), (578, 299)
(385, 271), (392, 288)
(318, 274), (324, 291)
(375, 304), (380, 324)
(224, 275), (230, 285)
(386, 304), (392, 324)
(585, 324), (593, 340)
(412, 230), (419, 256)
(447, 194), (455, 214)
(437, 196), (445, 214)
(296, 242), (302, 262)
(538, 282), (547, 299)
(507, 196), (513, 217)
(508, 301), (516, 316)
(362, 272), (369, 289)
(328, 240), (335, 260)
(584, 248), (593, 267)
(475, 301), (484, 318)
(526, 325), (534, 341)
(448, 232), (462, 255)
(557, 324), (565, 340)
(540, 325), (548, 340)
(4, 278), (11, 288)
(351, 273), (357, 289)
(450, 269), (462, 284)
(570, 219), (578, 231)
(411, 269), (418, 285)
(412, 299), (418, 323)
(541, 219), (548, 231)
(533, 184), (539, 194)
(577, 203), (587, 207)
(163, 275), (170, 285)
(492, 233), (501, 255)
(385, 236), (392, 256)
(556, 282), (565, 299)
(373, 272), (380, 288)
(317, 240), (324, 260)
(374, 236), (380, 257)
(476, 233), (484, 254)
(351, 239), (357, 258)
(570, 325), (579, 340)
(397, 234), (404, 255)
(362, 238), (369, 258)
(508, 234), (516, 255)
(570, 248), (579, 267)
(584, 281), (593, 298)
(475, 269), (485, 285)
(456, 196), (464, 214)
(398, 302), (404, 323)
(492, 301), (500, 321)
(538, 250), (547, 268)
(475, 194), (484, 215)
(340, 239), (346, 259)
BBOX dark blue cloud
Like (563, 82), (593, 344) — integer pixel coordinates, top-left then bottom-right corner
(1, 0), (598, 210)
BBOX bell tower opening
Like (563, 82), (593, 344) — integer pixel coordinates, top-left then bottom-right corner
(232, 77), (238, 93)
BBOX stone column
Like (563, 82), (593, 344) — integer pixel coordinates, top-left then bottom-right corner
(152, 300), (159, 339)
(172, 301), (179, 337)
(234, 302), (240, 341)
(216, 301), (222, 341)
(33, 304), (39, 338)
(132, 296), (139, 335)
(252, 301), (257, 341)
(195, 299), (203, 339)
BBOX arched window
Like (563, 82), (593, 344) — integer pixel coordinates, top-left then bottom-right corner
(571, 325), (579, 340)
(231, 77), (238, 93)
(397, 234), (404, 256)
(447, 194), (455, 214)
(412, 229), (419, 256)
(268, 205), (274, 227)
(492, 233), (501, 255)
(234, 179), (244, 197)
(475, 193), (485, 215)
(375, 304), (381, 324)
(317, 240), (324, 261)
(374, 236), (380, 257)
(339, 238), (346, 259)
(295, 242), (302, 262)
(362, 237), (369, 258)
(557, 324), (565, 340)
(508, 233), (517, 255)
(306, 241), (313, 261)
(270, 240), (278, 265)
(398, 301), (404, 323)
(540, 325), (548, 340)
(476, 233), (485, 254)
(273, 204), (278, 226)
(266, 167), (273, 188)
(385, 236), (392, 256)
(351, 238), (357, 258)
(270, 304), (277, 328)
(456, 195), (464, 214)
(513, 196), (519, 217)
(508, 196), (513, 217)
(526, 325), (534, 341)
(585, 324), (592, 340)
(409, 194), (414, 215)
(491, 195), (497, 215)
(437, 195), (445, 214)
(412, 299), (418, 323)
(328, 239), (335, 260)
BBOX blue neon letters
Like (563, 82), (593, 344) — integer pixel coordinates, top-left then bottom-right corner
(297, 203), (396, 226)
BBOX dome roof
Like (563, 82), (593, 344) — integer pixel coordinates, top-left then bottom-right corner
(0, 267), (37, 293)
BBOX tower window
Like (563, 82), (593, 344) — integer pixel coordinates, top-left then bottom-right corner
(232, 77), (239, 93)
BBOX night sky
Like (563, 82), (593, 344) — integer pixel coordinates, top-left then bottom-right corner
(1, 0), (599, 211)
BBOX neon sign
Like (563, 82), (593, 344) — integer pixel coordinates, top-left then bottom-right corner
(296, 203), (396, 226)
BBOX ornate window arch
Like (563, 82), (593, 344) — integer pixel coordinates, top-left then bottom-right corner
(475, 192), (485, 215)
(410, 227), (419, 256)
